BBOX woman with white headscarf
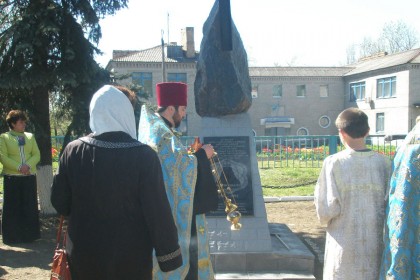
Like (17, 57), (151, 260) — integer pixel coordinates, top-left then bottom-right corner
(51, 85), (182, 279)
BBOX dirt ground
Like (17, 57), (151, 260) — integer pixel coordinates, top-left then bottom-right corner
(265, 201), (326, 280)
(0, 201), (326, 280)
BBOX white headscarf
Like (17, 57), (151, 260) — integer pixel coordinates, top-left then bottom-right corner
(89, 85), (137, 139)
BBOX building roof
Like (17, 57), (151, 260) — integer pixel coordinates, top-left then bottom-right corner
(110, 43), (420, 77)
(111, 44), (198, 63)
(249, 49), (420, 77)
(249, 67), (353, 77)
(344, 48), (420, 76)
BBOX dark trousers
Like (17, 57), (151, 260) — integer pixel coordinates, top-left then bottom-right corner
(1, 175), (40, 244)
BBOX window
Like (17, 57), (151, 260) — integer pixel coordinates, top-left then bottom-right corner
(297, 127), (309, 135)
(272, 85), (282, 98)
(350, 82), (365, 101)
(132, 72), (152, 97)
(376, 113), (385, 133)
(320, 85), (328, 97)
(252, 84), (258, 98)
(319, 116), (331, 128)
(377, 76), (396, 98)
(167, 73), (187, 83)
(296, 85), (306, 97)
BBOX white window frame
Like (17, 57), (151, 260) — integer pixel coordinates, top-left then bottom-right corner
(320, 85), (329, 98)
(376, 113), (385, 133)
(272, 85), (282, 98)
(377, 76), (396, 98)
(296, 85), (306, 98)
(252, 84), (258, 98)
(297, 127), (309, 135)
(319, 115), (331, 128)
(350, 81), (365, 101)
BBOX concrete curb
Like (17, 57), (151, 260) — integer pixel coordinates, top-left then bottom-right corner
(264, 196), (314, 203)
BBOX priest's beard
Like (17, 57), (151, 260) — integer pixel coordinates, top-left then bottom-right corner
(173, 111), (183, 128)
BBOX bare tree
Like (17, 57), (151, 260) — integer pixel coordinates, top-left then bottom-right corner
(359, 36), (383, 58)
(346, 44), (357, 64)
(380, 20), (419, 53)
(346, 20), (419, 63)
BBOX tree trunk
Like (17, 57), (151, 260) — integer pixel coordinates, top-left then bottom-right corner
(36, 165), (54, 214)
(33, 86), (55, 215)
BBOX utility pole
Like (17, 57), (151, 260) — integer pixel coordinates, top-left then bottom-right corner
(161, 30), (166, 82)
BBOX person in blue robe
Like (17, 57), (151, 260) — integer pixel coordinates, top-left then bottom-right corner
(138, 82), (218, 280)
(381, 121), (420, 279)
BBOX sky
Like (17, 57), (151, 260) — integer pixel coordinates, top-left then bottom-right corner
(95, 0), (420, 68)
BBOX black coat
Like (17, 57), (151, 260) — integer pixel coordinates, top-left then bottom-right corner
(51, 132), (182, 280)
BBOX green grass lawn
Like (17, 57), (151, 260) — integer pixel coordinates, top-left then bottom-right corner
(0, 162), (320, 198)
(259, 165), (320, 197)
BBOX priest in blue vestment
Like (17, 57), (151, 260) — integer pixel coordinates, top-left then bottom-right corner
(381, 122), (420, 279)
(138, 82), (219, 280)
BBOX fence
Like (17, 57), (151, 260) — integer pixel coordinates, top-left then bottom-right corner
(51, 136), (76, 150)
(51, 134), (405, 167)
(181, 135), (403, 168)
(254, 135), (403, 168)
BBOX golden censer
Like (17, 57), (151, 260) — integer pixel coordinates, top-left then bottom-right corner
(189, 137), (242, 230)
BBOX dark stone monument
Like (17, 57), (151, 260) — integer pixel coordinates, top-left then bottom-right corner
(195, 1), (315, 278)
(195, 0), (271, 263)
(194, 0), (252, 117)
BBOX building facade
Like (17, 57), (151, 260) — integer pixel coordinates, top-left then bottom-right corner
(106, 27), (420, 137)
(247, 67), (349, 136)
(343, 49), (420, 135)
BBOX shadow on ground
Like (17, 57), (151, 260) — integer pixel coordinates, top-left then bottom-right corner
(296, 232), (325, 280)
(0, 216), (57, 279)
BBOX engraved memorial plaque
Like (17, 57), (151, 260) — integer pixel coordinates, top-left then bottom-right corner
(204, 136), (254, 215)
